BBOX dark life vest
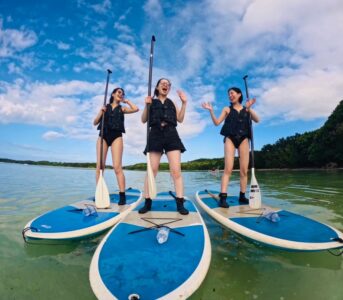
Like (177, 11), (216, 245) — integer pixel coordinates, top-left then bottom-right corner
(220, 106), (251, 138)
(97, 104), (125, 133)
(149, 98), (177, 127)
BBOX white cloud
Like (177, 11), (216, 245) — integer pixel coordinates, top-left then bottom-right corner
(42, 131), (65, 140)
(7, 62), (21, 74)
(143, 0), (163, 18)
(141, 0), (343, 122)
(255, 68), (343, 121)
(57, 41), (70, 50)
(114, 22), (131, 34)
(91, 0), (112, 14)
(73, 61), (103, 73)
(42, 60), (55, 72)
(0, 79), (103, 131)
(0, 19), (38, 57)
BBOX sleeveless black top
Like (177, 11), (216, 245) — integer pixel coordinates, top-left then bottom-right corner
(149, 98), (177, 127)
(220, 106), (251, 137)
(97, 104), (125, 133)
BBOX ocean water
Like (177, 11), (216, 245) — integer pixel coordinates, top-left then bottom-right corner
(0, 163), (342, 300)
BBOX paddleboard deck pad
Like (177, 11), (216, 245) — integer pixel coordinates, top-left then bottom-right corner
(22, 188), (142, 242)
(90, 191), (211, 300)
(196, 190), (343, 251)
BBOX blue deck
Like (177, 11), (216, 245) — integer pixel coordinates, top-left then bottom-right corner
(31, 206), (118, 233)
(198, 190), (339, 244)
(30, 190), (141, 233)
(231, 210), (339, 243)
(98, 223), (205, 299)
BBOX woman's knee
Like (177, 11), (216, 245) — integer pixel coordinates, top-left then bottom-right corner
(240, 168), (248, 178)
(223, 167), (233, 176)
(170, 168), (182, 180)
(113, 164), (123, 174)
(151, 166), (159, 176)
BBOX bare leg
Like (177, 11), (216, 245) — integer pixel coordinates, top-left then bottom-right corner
(96, 137), (109, 183)
(144, 152), (162, 198)
(110, 137), (125, 192)
(238, 138), (250, 193)
(220, 138), (236, 193)
(166, 150), (183, 198)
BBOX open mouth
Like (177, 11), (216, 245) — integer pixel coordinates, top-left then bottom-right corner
(162, 87), (168, 93)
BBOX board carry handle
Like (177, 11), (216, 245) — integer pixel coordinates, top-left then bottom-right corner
(22, 226), (38, 243)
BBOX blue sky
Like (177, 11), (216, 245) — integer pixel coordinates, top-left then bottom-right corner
(0, 0), (342, 165)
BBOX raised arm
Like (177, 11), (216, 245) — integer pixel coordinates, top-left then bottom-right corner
(175, 90), (187, 123)
(202, 102), (229, 126)
(246, 98), (259, 123)
(93, 106), (106, 126)
(122, 99), (139, 114)
(141, 96), (152, 123)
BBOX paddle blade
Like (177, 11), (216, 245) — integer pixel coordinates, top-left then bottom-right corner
(95, 170), (110, 208)
(147, 153), (157, 199)
(249, 168), (262, 209)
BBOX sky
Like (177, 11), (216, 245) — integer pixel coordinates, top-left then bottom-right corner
(0, 0), (342, 165)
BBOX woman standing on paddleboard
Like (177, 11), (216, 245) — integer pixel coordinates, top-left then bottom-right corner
(139, 78), (189, 215)
(202, 87), (259, 208)
(93, 88), (139, 205)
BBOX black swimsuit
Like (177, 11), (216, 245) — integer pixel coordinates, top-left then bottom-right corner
(98, 104), (125, 146)
(220, 106), (251, 149)
(101, 130), (122, 147)
(144, 98), (186, 154)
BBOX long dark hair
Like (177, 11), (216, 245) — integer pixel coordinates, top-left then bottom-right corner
(154, 78), (171, 97)
(109, 88), (125, 104)
(228, 87), (243, 103)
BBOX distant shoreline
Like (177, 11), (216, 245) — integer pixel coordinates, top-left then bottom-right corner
(1, 159), (342, 172)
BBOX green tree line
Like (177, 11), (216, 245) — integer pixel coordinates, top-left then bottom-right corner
(255, 100), (343, 168)
(0, 158), (113, 169)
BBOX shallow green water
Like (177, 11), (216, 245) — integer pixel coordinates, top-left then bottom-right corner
(0, 163), (342, 300)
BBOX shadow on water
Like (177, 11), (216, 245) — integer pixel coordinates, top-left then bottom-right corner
(23, 233), (106, 258)
(23, 241), (80, 257)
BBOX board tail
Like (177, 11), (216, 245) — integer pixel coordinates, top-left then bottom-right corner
(249, 168), (262, 209)
(95, 170), (110, 208)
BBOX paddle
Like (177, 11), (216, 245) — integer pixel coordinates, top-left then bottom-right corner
(243, 75), (262, 209)
(204, 189), (220, 201)
(95, 69), (112, 209)
(146, 35), (157, 199)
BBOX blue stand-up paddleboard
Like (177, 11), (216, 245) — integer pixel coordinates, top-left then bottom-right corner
(196, 190), (343, 251)
(90, 192), (211, 300)
(22, 188), (142, 243)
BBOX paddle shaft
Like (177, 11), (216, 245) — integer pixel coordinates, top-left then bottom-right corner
(100, 69), (112, 171)
(146, 35), (156, 147)
(243, 75), (255, 168)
